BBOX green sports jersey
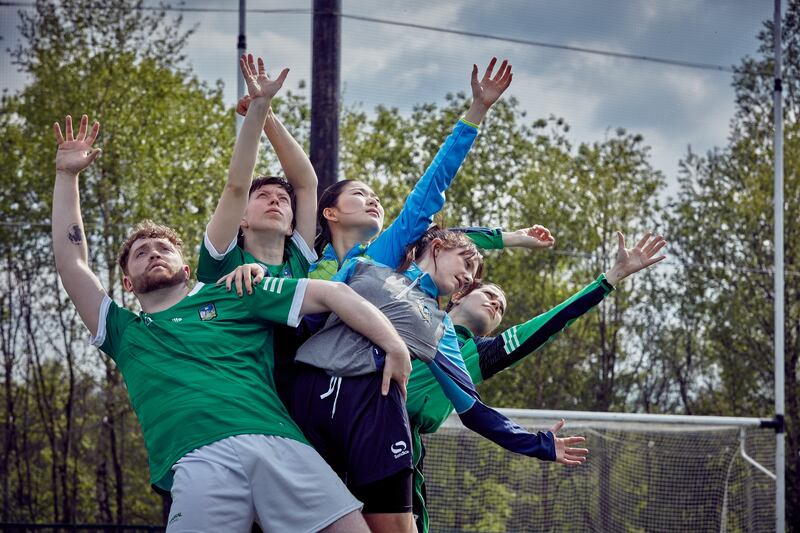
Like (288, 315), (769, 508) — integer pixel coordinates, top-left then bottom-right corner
(195, 231), (316, 283)
(91, 278), (310, 490)
(408, 274), (614, 533)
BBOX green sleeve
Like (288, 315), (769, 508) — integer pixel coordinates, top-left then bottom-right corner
(195, 233), (247, 284)
(473, 274), (614, 383)
(90, 297), (137, 362)
(451, 227), (505, 250)
(248, 277), (307, 327)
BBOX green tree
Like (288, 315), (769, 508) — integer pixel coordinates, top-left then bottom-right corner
(660, 0), (800, 527)
(1, 0), (233, 524)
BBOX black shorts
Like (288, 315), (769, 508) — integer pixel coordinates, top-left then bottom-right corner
(290, 364), (414, 490)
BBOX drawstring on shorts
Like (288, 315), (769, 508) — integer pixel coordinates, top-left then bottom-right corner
(319, 376), (343, 418)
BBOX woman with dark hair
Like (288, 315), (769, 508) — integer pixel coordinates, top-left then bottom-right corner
(308, 58), (514, 280)
(291, 227), (588, 533)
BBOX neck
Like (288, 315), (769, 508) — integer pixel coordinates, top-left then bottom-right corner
(329, 226), (372, 263)
(138, 283), (190, 314)
(243, 230), (287, 265)
(449, 308), (483, 336)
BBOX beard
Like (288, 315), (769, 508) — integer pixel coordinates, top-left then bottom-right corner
(130, 266), (187, 294)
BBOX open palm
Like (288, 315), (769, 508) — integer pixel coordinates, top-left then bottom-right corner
(471, 57), (513, 108)
(612, 232), (666, 280)
(239, 53), (289, 102)
(54, 115), (101, 175)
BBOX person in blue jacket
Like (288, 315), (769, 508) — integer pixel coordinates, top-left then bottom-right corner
(291, 227), (587, 533)
(309, 57), (518, 280)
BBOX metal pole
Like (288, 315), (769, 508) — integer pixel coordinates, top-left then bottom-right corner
(311, 0), (342, 198)
(236, 0), (247, 135)
(772, 1), (785, 531)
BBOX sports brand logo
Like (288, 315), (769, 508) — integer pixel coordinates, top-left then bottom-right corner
(391, 440), (409, 459)
(416, 298), (432, 324)
(198, 303), (217, 321)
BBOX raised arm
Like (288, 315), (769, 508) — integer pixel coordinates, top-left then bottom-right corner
(472, 275), (614, 383)
(235, 96), (317, 246)
(367, 58), (514, 268)
(300, 280), (412, 397)
(471, 231), (666, 383)
(52, 115), (107, 336)
(206, 54), (289, 252)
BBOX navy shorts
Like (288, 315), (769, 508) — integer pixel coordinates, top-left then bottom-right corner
(290, 364), (413, 488)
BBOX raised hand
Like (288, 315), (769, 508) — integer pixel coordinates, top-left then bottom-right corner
(239, 53), (289, 104)
(53, 115), (101, 176)
(550, 419), (588, 466)
(503, 224), (556, 249)
(471, 57), (513, 108)
(605, 231), (667, 285)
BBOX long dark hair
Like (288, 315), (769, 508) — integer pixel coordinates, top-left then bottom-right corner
(314, 180), (354, 255)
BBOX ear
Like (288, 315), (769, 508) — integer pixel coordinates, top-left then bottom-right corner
(240, 217), (249, 230)
(322, 206), (338, 223)
(122, 275), (135, 293)
(430, 238), (444, 257)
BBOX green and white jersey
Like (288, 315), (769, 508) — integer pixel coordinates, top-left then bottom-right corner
(196, 231), (317, 283)
(90, 278), (309, 490)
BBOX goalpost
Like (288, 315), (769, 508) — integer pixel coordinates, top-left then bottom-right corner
(422, 409), (776, 533)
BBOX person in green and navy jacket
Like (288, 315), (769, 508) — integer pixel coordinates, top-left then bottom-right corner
(406, 230), (668, 533)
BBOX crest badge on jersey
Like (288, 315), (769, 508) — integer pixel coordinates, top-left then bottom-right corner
(416, 298), (432, 324)
(198, 303), (217, 321)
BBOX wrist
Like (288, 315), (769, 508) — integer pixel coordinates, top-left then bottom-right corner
(464, 101), (490, 124)
(55, 170), (79, 180)
(501, 231), (518, 247)
(604, 266), (625, 286)
(247, 97), (271, 112)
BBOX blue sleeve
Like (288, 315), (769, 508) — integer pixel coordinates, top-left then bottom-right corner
(366, 120), (479, 268)
(426, 319), (556, 461)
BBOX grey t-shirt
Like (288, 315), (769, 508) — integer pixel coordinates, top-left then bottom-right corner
(296, 260), (446, 376)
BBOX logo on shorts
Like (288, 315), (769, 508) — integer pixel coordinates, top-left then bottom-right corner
(391, 440), (409, 459)
(198, 303), (217, 321)
(168, 512), (182, 525)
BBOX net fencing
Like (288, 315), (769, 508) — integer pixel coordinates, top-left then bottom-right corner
(421, 410), (775, 533)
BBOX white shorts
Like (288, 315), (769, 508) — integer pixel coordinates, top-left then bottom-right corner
(166, 434), (362, 533)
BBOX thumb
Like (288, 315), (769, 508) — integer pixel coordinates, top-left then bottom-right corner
(87, 148), (102, 163)
(471, 64), (478, 85)
(616, 231), (625, 252)
(549, 418), (565, 435)
(381, 366), (390, 396)
(276, 67), (290, 86)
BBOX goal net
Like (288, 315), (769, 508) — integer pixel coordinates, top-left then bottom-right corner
(421, 409), (775, 533)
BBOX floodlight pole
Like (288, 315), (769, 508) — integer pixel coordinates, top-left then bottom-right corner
(772, 1), (785, 532)
(236, 0), (247, 135)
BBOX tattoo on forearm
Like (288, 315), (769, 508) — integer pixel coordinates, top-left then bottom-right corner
(67, 224), (83, 245)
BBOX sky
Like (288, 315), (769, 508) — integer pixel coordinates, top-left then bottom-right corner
(0, 0), (776, 198)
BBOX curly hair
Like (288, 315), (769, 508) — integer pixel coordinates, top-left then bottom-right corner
(117, 220), (184, 274)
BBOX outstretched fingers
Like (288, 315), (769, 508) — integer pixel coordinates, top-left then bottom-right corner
(257, 56), (266, 76)
(85, 120), (100, 146)
(492, 59), (509, 82)
(482, 57), (497, 81)
(65, 115), (74, 141)
(634, 232), (652, 250)
(53, 122), (65, 144)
